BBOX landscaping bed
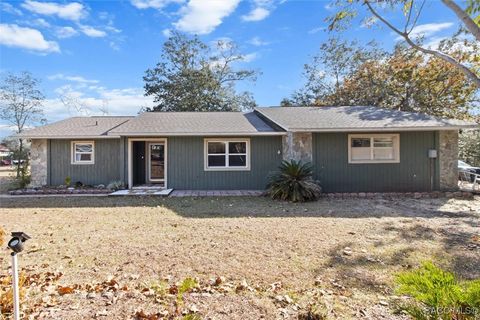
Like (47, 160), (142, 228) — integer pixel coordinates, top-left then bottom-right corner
(0, 196), (479, 319)
(8, 187), (112, 195)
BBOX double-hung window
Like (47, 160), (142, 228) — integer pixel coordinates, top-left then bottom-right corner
(71, 141), (94, 164)
(205, 139), (250, 170)
(348, 134), (399, 163)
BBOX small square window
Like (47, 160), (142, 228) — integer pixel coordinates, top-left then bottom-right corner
(72, 141), (94, 164)
(229, 155), (246, 166)
(352, 138), (370, 148)
(208, 142), (225, 154)
(349, 135), (399, 164)
(205, 139), (250, 170)
(229, 142), (247, 154)
(208, 155), (226, 167)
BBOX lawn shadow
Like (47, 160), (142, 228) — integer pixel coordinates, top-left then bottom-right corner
(1, 196), (477, 221)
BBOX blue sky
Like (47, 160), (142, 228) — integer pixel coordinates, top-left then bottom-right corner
(0, 0), (462, 137)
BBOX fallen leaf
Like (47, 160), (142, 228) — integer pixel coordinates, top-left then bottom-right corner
(57, 286), (74, 295)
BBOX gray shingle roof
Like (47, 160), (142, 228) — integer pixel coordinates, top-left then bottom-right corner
(18, 106), (478, 139)
(255, 106), (478, 132)
(108, 111), (282, 136)
(18, 116), (133, 138)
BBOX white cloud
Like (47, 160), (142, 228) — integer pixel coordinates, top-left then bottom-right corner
(242, 52), (258, 62)
(242, 0), (276, 22)
(105, 25), (121, 34)
(45, 85), (154, 121)
(242, 7), (270, 22)
(324, 3), (334, 11)
(48, 74), (99, 84)
(55, 26), (78, 38)
(248, 36), (268, 46)
(21, 0), (87, 21)
(162, 28), (172, 37)
(23, 18), (51, 28)
(360, 16), (378, 29)
(308, 26), (325, 34)
(395, 22), (454, 41)
(0, 23), (60, 53)
(1, 3), (23, 16)
(79, 25), (107, 37)
(130, 0), (184, 9)
(173, 0), (240, 35)
(0, 124), (19, 138)
(33, 18), (51, 28)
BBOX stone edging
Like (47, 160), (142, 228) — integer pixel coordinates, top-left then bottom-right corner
(9, 189), (111, 196)
(320, 191), (474, 199)
(5, 189), (475, 199)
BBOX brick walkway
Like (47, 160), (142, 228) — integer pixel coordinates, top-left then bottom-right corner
(169, 190), (263, 197)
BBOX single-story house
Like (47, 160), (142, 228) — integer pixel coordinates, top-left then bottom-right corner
(19, 106), (478, 192)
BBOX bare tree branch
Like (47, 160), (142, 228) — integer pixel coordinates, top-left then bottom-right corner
(442, 0), (480, 41)
(364, 0), (480, 88)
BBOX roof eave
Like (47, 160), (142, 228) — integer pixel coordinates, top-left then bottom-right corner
(287, 125), (479, 132)
(16, 135), (121, 139)
(108, 132), (287, 136)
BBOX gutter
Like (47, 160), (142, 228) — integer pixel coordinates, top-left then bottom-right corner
(16, 135), (121, 139)
(287, 125), (479, 132)
(107, 132), (287, 136)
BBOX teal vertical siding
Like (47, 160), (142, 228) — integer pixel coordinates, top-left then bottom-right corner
(49, 139), (121, 186)
(167, 136), (282, 190)
(119, 137), (126, 182)
(312, 131), (439, 192)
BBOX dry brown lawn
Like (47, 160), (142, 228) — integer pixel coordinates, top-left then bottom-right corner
(0, 196), (479, 319)
(0, 167), (16, 193)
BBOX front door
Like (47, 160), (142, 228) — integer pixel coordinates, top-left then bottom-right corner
(148, 142), (165, 185)
(132, 141), (146, 186)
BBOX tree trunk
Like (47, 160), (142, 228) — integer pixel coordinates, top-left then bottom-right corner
(442, 0), (480, 42)
(16, 138), (23, 178)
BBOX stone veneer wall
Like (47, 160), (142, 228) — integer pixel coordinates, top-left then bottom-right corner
(30, 139), (48, 187)
(439, 130), (459, 191)
(282, 132), (313, 163)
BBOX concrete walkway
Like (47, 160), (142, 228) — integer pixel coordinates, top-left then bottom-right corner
(0, 189), (265, 198)
(169, 190), (263, 197)
(110, 188), (173, 196)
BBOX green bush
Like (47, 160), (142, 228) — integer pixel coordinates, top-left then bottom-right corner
(17, 164), (30, 189)
(395, 262), (480, 320)
(64, 176), (71, 187)
(266, 160), (322, 202)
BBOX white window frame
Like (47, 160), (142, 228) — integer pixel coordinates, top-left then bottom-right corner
(71, 141), (95, 165)
(204, 138), (251, 171)
(348, 134), (400, 164)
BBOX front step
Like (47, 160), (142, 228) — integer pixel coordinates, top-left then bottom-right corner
(110, 188), (173, 196)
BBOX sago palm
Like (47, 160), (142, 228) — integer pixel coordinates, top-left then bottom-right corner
(266, 160), (322, 202)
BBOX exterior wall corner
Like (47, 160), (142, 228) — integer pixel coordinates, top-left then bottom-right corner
(439, 130), (459, 191)
(282, 132), (313, 163)
(29, 138), (48, 187)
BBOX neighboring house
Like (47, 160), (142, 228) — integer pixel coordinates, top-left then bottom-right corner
(19, 106), (478, 192)
(0, 144), (12, 159)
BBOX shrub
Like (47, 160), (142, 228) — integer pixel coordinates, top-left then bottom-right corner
(107, 180), (125, 191)
(266, 160), (322, 202)
(395, 262), (480, 319)
(64, 176), (71, 187)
